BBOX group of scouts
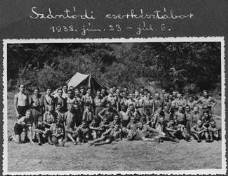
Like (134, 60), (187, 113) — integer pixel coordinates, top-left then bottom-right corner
(11, 84), (221, 146)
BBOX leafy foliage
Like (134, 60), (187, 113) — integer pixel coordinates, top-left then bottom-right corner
(7, 42), (221, 93)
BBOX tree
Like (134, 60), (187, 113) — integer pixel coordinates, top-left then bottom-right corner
(7, 42), (221, 92)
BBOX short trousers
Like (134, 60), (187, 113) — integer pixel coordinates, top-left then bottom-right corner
(14, 123), (25, 135)
(17, 106), (28, 117)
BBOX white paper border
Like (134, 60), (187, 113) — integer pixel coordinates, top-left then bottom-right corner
(2, 37), (226, 175)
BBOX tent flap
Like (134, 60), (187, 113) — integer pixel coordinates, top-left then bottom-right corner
(67, 73), (89, 88)
(67, 72), (105, 91)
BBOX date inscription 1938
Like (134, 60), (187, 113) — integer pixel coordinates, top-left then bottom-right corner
(30, 6), (194, 36)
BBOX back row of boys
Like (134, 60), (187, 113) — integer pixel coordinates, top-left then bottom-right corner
(14, 84), (216, 118)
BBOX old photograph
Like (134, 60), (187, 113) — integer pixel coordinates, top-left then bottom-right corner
(3, 38), (226, 175)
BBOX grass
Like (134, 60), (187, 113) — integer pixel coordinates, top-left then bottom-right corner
(6, 91), (223, 172)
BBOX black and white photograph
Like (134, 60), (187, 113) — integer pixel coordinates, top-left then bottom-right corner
(3, 38), (226, 175)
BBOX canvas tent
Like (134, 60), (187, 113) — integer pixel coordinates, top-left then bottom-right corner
(66, 72), (105, 92)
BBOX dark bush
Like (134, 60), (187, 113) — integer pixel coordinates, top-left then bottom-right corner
(7, 43), (221, 93)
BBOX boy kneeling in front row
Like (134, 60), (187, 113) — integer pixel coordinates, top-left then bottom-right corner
(200, 110), (220, 142)
(191, 120), (206, 142)
(34, 105), (55, 145)
(11, 110), (34, 144)
(51, 122), (65, 146)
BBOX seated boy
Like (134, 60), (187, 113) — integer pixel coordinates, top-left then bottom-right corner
(141, 122), (165, 142)
(208, 120), (220, 141)
(89, 118), (102, 139)
(175, 124), (191, 141)
(34, 117), (52, 145)
(162, 119), (180, 143)
(173, 106), (191, 141)
(41, 105), (56, 145)
(126, 116), (144, 141)
(191, 120), (206, 142)
(90, 117), (122, 146)
(77, 120), (92, 143)
(201, 110), (219, 142)
(50, 122), (65, 146)
(13, 110), (34, 144)
(90, 116), (113, 141)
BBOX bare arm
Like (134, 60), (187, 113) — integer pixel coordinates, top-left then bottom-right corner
(198, 128), (207, 134)
(14, 94), (19, 117)
(210, 97), (217, 108)
(43, 95), (48, 107)
(190, 126), (197, 133)
(102, 128), (112, 136)
(98, 108), (106, 120)
(82, 110), (87, 121)
(152, 100), (155, 113)
(28, 95), (32, 107)
(17, 117), (26, 125)
(90, 126), (103, 131)
(166, 125), (177, 132)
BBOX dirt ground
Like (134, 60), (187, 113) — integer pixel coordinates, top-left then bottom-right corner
(7, 138), (222, 172)
(6, 92), (222, 172)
